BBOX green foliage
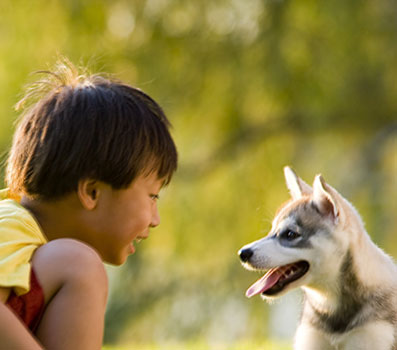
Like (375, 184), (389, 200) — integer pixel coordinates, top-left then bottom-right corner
(102, 340), (292, 350)
(0, 0), (396, 346)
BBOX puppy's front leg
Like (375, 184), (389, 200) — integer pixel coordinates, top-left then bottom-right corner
(341, 321), (395, 350)
(294, 323), (334, 350)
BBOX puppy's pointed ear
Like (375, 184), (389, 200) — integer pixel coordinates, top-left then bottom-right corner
(284, 166), (312, 199)
(312, 175), (339, 220)
(77, 179), (100, 210)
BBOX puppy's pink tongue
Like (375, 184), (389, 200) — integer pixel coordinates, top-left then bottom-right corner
(246, 267), (282, 298)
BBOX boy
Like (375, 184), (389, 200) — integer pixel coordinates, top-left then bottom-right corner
(0, 59), (178, 349)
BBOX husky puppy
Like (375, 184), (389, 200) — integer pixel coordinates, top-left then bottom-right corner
(239, 167), (397, 350)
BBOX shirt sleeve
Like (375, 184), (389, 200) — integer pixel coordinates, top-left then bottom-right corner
(0, 202), (47, 295)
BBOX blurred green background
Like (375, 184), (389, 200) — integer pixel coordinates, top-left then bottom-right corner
(0, 0), (396, 349)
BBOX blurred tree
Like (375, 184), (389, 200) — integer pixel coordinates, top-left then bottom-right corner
(0, 0), (395, 346)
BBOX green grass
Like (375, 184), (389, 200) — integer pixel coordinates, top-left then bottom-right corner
(103, 340), (292, 350)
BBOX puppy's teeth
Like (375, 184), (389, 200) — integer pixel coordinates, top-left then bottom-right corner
(286, 269), (294, 278)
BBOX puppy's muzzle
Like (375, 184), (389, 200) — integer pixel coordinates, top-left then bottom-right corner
(239, 248), (253, 263)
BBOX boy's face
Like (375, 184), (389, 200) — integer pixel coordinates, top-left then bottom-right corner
(90, 172), (164, 265)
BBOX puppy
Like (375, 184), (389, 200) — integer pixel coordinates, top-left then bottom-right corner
(239, 167), (397, 350)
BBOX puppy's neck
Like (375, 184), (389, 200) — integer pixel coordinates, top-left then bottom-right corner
(302, 281), (340, 315)
(301, 251), (371, 333)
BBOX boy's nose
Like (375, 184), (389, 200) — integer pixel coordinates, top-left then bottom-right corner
(150, 207), (160, 228)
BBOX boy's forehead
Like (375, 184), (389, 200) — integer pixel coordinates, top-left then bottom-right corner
(141, 160), (166, 180)
(136, 170), (165, 187)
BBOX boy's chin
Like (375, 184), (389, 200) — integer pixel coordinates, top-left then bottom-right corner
(103, 244), (138, 265)
(104, 252), (128, 266)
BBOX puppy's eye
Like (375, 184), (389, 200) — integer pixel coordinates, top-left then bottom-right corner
(281, 230), (300, 241)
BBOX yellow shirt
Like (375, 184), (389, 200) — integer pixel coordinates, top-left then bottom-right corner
(0, 189), (47, 295)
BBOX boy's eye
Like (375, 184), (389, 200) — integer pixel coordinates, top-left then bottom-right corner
(280, 230), (300, 241)
(150, 194), (160, 201)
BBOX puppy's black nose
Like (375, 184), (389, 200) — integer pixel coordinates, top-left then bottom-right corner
(239, 248), (253, 262)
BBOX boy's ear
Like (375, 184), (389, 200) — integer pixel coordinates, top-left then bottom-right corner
(312, 175), (339, 220)
(284, 166), (312, 199)
(77, 179), (100, 210)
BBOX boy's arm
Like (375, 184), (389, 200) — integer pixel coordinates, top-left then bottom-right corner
(0, 287), (43, 350)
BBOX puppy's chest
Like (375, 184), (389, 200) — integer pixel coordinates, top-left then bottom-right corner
(304, 297), (366, 334)
(302, 289), (397, 336)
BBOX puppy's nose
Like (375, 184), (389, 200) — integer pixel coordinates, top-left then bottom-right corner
(239, 248), (253, 262)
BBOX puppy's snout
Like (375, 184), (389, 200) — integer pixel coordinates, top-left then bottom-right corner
(239, 248), (253, 262)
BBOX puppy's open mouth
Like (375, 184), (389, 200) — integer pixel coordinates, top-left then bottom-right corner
(246, 261), (309, 298)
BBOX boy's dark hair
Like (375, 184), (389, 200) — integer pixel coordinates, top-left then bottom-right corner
(6, 59), (177, 200)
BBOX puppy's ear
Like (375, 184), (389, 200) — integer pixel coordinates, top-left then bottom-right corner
(284, 166), (312, 199)
(312, 175), (339, 221)
(77, 179), (100, 210)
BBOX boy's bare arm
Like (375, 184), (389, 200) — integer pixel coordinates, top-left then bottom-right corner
(0, 287), (43, 350)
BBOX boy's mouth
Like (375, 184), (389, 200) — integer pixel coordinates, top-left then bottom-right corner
(246, 261), (309, 297)
(129, 236), (148, 254)
(134, 234), (148, 243)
